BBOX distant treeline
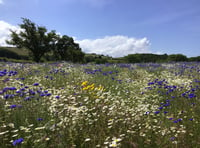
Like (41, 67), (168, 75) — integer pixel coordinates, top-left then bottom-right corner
(123, 53), (200, 63)
(0, 47), (200, 63)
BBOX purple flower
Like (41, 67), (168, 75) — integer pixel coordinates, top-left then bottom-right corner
(170, 137), (175, 141)
(12, 138), (24, 146)
(145, 111), (150, 115)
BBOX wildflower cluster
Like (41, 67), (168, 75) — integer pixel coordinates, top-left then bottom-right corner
(0, 62), (200, 147)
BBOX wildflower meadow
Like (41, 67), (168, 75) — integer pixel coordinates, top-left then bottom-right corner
(1, 62), (200, 148)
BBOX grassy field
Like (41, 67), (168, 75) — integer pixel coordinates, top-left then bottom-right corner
(0, 62), (200, 147)
(0, 47), (29, 56)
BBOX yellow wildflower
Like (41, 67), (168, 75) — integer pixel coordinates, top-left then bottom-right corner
(81, 81), (88, 86)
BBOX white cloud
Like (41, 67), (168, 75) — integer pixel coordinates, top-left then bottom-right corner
(0, 0), (3, 4)
(75, 35), (151, 57)
(0, 20), (21, 46)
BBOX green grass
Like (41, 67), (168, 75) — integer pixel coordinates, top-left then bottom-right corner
(0, 47), (29, 56)
(0, 62), (200, 147)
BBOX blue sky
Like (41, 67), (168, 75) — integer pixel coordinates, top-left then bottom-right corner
(0, 0), (200, 57)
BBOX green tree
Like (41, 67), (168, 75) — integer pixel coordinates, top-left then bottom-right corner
(188, 56), (200, 62)
(6, 18), (85, 63)
(6, 18), (57, 62)
(168, 54), (188, 62)
(53, 35), (85, 62)
(124, 54), (141, 63)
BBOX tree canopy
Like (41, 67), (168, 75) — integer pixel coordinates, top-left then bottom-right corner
(6, 18), (84, 62)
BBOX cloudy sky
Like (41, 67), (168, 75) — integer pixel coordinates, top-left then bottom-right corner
(0, 0), (200, 57)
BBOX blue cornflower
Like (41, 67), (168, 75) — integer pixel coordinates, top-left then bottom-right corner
(37, 118), (43, 121)
(33, 83), (39, 86)
(173, 120), (178, 123)
(4, 94), (15, 99)
(44, 90), (48, 93)
(188, 93), (196, 98)
(10, 105), (17, 109)
(177, 118), (182, 122)
(148, 82), (154, 85)
(9, 87), (17, 90)
(40, 93), (46, 97)
(163, 103), (170, 107)
(164, 111), (168, 114)
(37, 90), (42, 93)
(29, 90), (35, 95)
(154, 111), (160, 114)
(4, 94), (10, 99)
(24, 96), (31, 101)
(46, 93), (51, 96)
(170, 137), (176, 141)
(3, 78), (10, 83)
(55, 96), (60, 99)
(12, 138), (24, 146)
(189, 118), (193, 121)
(173, 118), (182, 123)
(16, 90), (22, 93)
(182, 93), (187, 97)
(20, 88), (25, 91)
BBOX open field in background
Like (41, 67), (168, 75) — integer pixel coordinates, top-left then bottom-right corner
(0, 62), (200, 147)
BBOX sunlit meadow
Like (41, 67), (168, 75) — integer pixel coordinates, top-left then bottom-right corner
(1, 62), (200, 147)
